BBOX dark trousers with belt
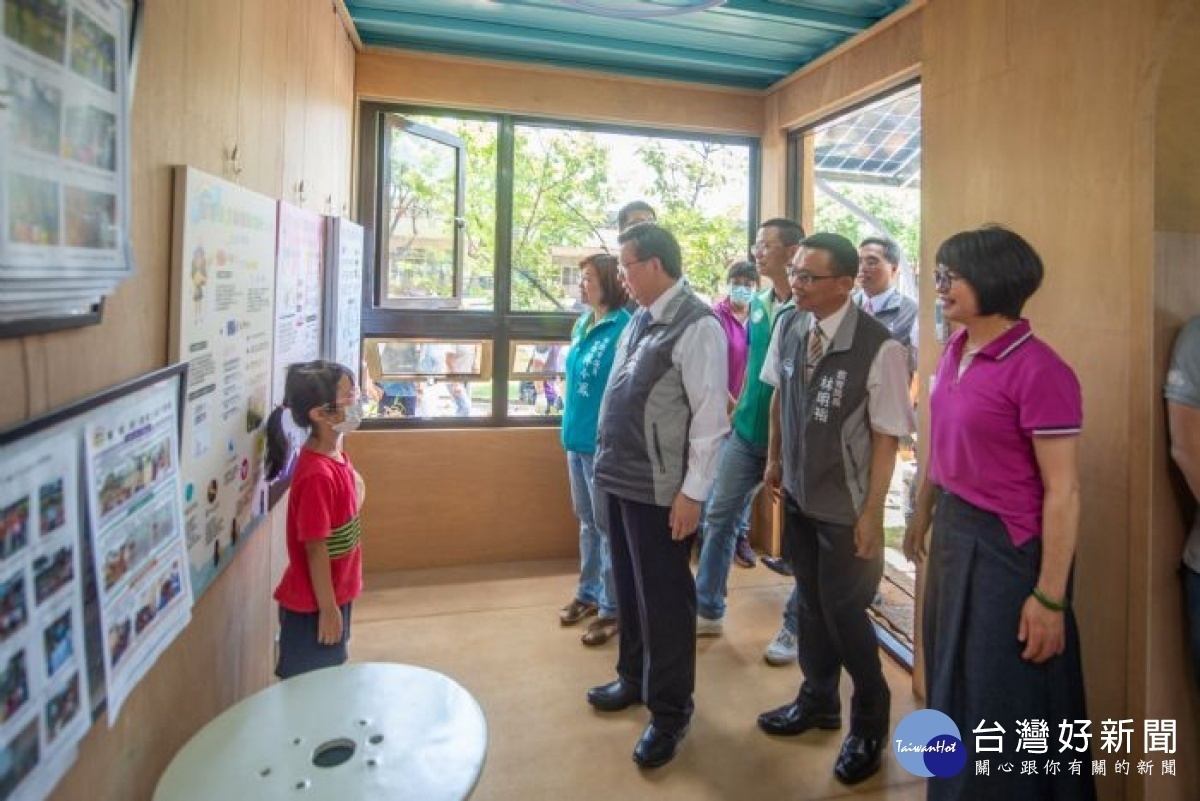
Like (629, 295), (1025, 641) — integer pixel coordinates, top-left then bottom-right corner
(607, 494), (696, 734)
(783, 494), (889, 737)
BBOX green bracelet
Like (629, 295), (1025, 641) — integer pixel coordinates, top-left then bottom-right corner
(1031, 587), (1069, 612)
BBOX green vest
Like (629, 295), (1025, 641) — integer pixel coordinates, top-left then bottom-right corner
(730, 287), (792, 448)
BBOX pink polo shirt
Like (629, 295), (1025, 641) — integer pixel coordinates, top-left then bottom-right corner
(927, 320), (1082, 546)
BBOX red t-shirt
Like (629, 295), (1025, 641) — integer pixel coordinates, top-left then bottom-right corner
(274, 448), (363, 612)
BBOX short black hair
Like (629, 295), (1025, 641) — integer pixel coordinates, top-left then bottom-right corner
(760, 218), (804, 247)
(801, 232), (858, 277)
(859, 236), (902, 266)
(618, 222), (682, 279)
(617, 200), (656, 231)
(935, 225), (1043, 319)
(726, 260), (759, 283)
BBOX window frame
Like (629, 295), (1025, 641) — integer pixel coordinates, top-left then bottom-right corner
(377, 116), (468, 310)
(357, 101), (761, 429)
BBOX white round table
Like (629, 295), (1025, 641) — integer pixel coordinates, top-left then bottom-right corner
(154, 663), (487, 801)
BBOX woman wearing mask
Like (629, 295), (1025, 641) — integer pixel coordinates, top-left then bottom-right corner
(710, 260), (760, 568)
(559, 253), (631, 646)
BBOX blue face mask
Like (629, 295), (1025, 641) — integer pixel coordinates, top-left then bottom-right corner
(729, 285), (755, 305)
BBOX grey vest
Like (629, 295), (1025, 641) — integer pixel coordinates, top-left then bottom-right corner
(594, 288), (713, 507)
(776, 303), (891, 525)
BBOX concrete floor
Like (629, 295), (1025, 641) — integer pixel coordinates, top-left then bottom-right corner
(352, 558), (927, 800)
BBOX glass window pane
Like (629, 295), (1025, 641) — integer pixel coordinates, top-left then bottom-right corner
(511, 125), (752, 311)
(402, 115), (497, 311)
(508, 339), (567, 418)
(383, 122), (460, 303)
(364, 338), (492, 419)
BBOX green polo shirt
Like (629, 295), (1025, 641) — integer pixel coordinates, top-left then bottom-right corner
(730, 286), (792, 448)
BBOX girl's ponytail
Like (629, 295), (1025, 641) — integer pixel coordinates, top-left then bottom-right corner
(264, 402), (290, 481)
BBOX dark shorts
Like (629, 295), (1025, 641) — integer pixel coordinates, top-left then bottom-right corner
(275, 603), (353, 680)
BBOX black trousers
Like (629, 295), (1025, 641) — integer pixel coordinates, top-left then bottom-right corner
(607, 494), (696, 734)
(783, 494), (889, 737)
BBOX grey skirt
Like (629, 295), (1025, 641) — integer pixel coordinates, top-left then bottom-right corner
(923, 490), (1096, 801)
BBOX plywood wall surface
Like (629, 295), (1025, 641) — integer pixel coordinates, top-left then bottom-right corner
(355, 50), (763, 136)
(345, 428), (578, 572)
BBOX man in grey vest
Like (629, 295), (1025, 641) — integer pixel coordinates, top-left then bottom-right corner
(758, 233), (914, 785)
(587, 222), (729, 769)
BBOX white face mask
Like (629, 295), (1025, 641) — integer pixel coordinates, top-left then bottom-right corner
(331, 401), (363, 434)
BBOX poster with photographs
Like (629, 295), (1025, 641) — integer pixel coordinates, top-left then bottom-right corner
(170, 166), (277, 598)
(0, 430), (90, 800)
(267, 202), (325, 500)
(323, 216), (363, 384)
(83, 373), (192, 725)
(0, 0), (134, 322)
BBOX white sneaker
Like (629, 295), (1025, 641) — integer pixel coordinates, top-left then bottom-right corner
(696, 615), (724, 637)
(763, 628), (797, 666)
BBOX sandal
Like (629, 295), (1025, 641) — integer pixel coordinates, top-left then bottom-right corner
(560, 599), (598, 626)
(581, 617), (619, 646)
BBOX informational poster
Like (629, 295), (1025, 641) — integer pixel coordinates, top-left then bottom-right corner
(323, 216), (364, 379)
(0, 0), (134, 322)
(170, 166), (277, 598)
(0, 431), (91, 800)
(268, 202), (325, 500)
(83, 377), (191, 726)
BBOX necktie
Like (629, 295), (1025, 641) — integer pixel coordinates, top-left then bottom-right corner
(805, 326), (825, 380)
(863, 296), (875, 314)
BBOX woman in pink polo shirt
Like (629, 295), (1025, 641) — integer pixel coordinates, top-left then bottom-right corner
(904, 227), (1095, 801)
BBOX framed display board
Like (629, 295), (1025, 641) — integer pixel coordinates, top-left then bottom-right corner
(266, 201), (325, 507)
(169, 166), (277, 600)
(0, 0), (138, 336)
(0, 363), (192, 799)
(322, 216), (364, 379)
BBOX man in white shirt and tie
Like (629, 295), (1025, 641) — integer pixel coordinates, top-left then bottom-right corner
(758, 233), (915, 785)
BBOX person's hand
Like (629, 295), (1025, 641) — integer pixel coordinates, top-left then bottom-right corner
(317, 605), (344, 646)
(1018, 595), (1066, 663)
(669, 494), (701, 541)
(763, 460), (783, 501)
(903, 507), (930, 563)
(854, 509), (884, 561)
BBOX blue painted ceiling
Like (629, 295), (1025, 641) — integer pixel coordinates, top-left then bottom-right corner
(345, 0), (911, 90)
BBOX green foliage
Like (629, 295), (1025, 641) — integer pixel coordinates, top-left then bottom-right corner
(813, 182), (921, 266)
(389, 116), (751, 310)
(639, 140), (749, 298)
(511, 128), (613, 311)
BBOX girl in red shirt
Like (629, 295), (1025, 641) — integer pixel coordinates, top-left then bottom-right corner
(265, 360), (364, 679)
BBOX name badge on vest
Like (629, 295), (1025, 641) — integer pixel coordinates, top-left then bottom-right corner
(751, 308), (764, 324)
(781, 357), (795, 379)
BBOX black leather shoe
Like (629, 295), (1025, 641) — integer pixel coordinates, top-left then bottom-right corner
(834, 734), (883, 785)
(756, 700), (841, 736)
(762, 555), (794, 577)
(587, 679), (641, 711)
(632, 724), (687, 769)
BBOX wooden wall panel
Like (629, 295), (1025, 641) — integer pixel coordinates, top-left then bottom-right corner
(355, 50), (762, 136)
(0, 0), (362, 798)
(770, 4), (922, 131)
(345, 429), (578, 572)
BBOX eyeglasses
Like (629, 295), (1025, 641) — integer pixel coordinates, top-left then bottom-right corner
(933, 268), (963, 289)
(786, 269), (838, 286)
(618, 257), (651, 273)
(750, 241), (775, 255)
